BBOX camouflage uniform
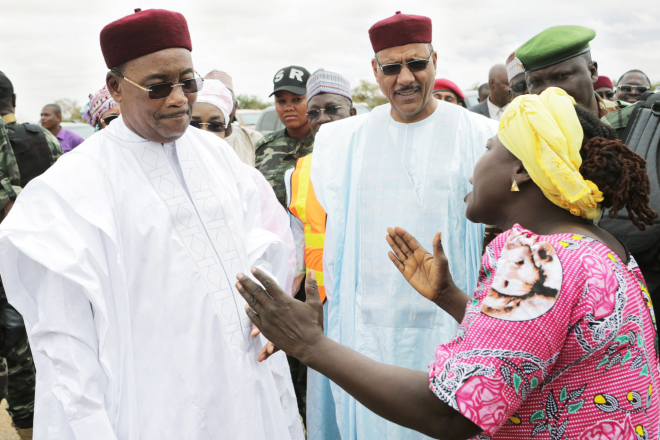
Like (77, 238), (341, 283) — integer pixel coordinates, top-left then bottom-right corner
(254, 128), (314, 208)
(0, 118), (22, 210)
(0, 116), (60, 432)
(601, 100), (636, 139)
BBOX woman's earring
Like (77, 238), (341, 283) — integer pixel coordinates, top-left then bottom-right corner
(511, 180), (520, 192)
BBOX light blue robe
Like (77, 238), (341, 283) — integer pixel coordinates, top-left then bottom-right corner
(308, 102), (498, 440)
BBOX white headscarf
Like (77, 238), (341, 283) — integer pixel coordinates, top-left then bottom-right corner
(196, 79), (233, 125)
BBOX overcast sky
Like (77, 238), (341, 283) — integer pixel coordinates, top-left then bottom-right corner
(3, 0), (659, 123)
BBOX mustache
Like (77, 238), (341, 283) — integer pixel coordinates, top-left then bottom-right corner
(394, 85), (422, 94)
(155, 108), (190, 120)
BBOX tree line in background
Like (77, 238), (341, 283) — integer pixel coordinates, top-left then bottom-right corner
(53, 79), (660, 121)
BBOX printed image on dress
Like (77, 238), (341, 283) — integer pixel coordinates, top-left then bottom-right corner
(482, 230), (563, 321)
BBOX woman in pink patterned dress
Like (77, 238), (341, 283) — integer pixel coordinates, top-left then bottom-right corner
(235, 88), (659, 439)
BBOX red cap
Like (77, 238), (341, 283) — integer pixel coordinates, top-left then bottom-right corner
(100, 8), (192, 68)
(369, 11), (432, 53)
(433, 78), (465, 101)
(593, 75), (613, 90)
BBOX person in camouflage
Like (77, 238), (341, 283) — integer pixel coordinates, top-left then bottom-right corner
(0, 71), (62, 440)
(255, 66), (314, 208)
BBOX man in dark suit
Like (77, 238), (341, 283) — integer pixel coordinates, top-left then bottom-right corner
(468, 64), (510, 120)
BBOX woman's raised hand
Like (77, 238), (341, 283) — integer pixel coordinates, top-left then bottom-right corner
(386, 227), (466, 321)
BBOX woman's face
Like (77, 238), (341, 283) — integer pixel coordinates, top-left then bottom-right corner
(191, 102), (226, 139)
(99, 104), (121, 130)
(465, 135), (520, 225)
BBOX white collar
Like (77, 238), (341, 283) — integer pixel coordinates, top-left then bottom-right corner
(486, 98), (508, 119)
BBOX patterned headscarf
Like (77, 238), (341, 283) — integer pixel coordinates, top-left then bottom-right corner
(195, 79), (233, 125)
(81, 85), (118, 131)
(498, 87), (604, 220)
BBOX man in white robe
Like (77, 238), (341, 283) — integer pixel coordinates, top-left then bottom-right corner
(309, 12), (498, 440)
(0, 8), (302, 440)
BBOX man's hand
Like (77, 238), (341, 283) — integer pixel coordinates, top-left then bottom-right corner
(386, 227), (469, 322)
(1, 200), (14, 222)
(236, 269), (324, 364)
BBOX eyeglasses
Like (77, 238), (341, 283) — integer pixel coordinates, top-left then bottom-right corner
(102, 115), (118, 126)
(510, 81), (528, 94)
(376, 53), (432, 76)
(618, 85), (649, 94)
(306, 105), (346, 120)
(189, 121), (227, 132)
(597, 90), (615, 100)
(111, 70), (204, 100)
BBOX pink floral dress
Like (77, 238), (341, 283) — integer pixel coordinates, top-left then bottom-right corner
(429, 225), (659, 439)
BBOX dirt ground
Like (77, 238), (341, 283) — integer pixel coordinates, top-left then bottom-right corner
(0, 401), (18, 440)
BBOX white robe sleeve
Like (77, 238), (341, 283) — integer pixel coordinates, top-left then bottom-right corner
(0, 181), (118, 440)
(284, 167), (306, 295)
(240, 163), (292, 293)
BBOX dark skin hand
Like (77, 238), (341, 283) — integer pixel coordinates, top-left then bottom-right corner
(236, 269), (482, 440)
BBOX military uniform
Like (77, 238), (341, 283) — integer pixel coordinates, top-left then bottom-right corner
(0, 115), (61, 434)
(255, 128), (314, 208)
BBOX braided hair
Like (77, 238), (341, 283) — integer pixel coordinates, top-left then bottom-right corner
(574, 105), (658, 230)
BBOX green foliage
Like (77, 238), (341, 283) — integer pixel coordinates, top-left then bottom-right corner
(54, 98), (83, 122)
(351, 80), (388, 108)
(237, 94), (270, 110)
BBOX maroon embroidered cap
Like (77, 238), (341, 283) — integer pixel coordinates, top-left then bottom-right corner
(368, 11), (432, 53)
(100, 8), (192, 68)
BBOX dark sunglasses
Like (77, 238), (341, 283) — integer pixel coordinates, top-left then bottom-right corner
(102, 115), (118, 126)
(510, 81), (527, 94)
(111, 70), (204, 100)
(618, 85), (649, 94)
(597, 90), (615, 100)
(189, 121), (226, 132)
(377, 54), (432, 76)
(306, 105), (346, 120)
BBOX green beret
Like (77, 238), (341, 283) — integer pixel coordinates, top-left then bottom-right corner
(515, 25), (596, 72)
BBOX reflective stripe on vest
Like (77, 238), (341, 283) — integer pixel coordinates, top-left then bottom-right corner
(289, 154), (327, 302)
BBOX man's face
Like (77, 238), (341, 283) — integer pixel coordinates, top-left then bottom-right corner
(432, 90), (461, 106)
(508, 74), (527, 100)
(615, 72), (651, 104)
(307, 93), (355, 137)
(191, 102), (226, 139)
(489, 68), (511, 107)
(40, 106), (60, 130)
(525, 55), (597, 109)
(478, 86), (490, 103)
(106, 48), (197, 143)
(274, 90), (308, 131)
(371, 43), (437, 120)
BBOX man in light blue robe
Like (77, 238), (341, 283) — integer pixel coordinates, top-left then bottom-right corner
(307, 11), (498, 440)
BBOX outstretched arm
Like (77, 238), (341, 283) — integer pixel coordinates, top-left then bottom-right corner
(386, 227), (471, 323)
(236, 269), (482, 440)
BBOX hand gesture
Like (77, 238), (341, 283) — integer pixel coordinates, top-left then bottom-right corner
(236, 269), (324, 364)
(386, 227), (456, 305)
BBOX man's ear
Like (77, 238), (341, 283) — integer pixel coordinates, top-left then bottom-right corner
(106, 72), (123, 103)
(589, 61), (599, 83)
(11, 94), (16, 109)
(371, 58), (379, 81)
(350, 107), (357, 116)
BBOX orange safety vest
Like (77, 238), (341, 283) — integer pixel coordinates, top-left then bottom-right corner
(288, 154), (327, 302)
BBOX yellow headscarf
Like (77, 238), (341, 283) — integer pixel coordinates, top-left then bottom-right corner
(498, 87), (604, 220)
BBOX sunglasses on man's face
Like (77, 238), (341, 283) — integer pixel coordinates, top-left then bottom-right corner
(377, 54), (432, 76)
(597, 91), (615, 100)
(189, 121), (226, 132)
(510, 81), (527, 94)
(618, 85), (649, 94)
(306, 105), (346, 120)
(111, 70), (204, 100)
(102, 115), (118, 126)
